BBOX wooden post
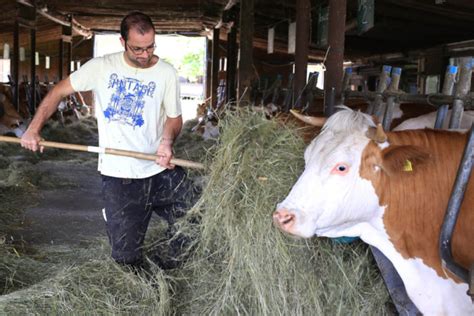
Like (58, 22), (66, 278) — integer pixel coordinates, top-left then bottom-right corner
(237, 0), (254, 104)
(294, 0), (311, 110)
(324, 0), (346, 116)
(205, 37), (212, 101)
(30, 27), (36, 114)
(226, 25), (237, 103)
(210, 28), (220, 108)
(65, 14), (72, 75)
(58, 38), (64, 80)
(13, 20), (20, 111)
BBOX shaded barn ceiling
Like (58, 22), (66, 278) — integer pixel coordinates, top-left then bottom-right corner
(0, 0), (474, 62)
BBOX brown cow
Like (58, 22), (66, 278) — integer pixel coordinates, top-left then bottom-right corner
(273, 107), (473, 315)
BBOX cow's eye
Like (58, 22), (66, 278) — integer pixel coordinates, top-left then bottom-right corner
(331, 163), (350, 175)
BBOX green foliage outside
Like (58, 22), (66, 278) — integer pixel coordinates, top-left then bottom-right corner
(158, 36), (205, 83)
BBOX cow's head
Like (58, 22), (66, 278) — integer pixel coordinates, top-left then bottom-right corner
(273, 108), (393, 238)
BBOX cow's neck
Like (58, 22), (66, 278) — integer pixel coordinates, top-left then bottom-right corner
(360, 219), (473, 315)
(361, 129), (473, 276)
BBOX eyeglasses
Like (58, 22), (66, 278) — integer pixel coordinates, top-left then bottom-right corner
(126, 42), (156, 55)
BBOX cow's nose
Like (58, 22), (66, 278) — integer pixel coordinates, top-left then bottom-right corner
(273, 209), (295, 232)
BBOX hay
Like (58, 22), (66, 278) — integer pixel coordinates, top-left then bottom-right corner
(0, 111), (391, 314)
(1, 241), (172, 315)
(170, 109), (390, 315)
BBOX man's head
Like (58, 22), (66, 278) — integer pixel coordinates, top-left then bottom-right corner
(120, 11), (156, 68)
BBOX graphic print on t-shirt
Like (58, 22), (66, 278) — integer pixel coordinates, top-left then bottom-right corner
(104, 73), (156, 128)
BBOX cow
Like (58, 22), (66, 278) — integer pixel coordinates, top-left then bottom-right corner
(273, 107), (473, 315)
(393, 110), (474, 131)
(0, 92), (27, 137)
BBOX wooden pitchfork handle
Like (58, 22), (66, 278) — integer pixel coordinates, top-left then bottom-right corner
(0, 136), (205, 170)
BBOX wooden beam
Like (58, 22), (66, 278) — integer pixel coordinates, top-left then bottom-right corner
(237, 0), (254, 103)
(294, 0), (310, 109)
(210, 28), (220, 108)
(13, 20), (20, 111)
(226, 25), (237, 103)
(324, 0), (346, 116)
(205, 37), (212, 101)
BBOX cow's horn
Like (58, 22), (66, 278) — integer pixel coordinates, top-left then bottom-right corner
(289, 109), (327, 127)
(366, 123), (387, 143)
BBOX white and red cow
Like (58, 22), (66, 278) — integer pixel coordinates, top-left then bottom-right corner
(273, 108), (473, 315)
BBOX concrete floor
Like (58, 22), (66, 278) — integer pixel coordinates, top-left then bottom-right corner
(17, 160), (106, 247)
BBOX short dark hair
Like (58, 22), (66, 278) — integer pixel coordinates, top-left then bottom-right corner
(120, 11), (155, 41)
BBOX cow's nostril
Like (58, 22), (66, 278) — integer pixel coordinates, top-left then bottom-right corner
(273, 209), (295, 229)
(282, 213), (294, 225)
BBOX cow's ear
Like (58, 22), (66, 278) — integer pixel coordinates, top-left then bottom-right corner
(381, 145), (431, 175)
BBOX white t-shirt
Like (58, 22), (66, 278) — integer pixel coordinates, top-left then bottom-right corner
(70, 52), (181, 178)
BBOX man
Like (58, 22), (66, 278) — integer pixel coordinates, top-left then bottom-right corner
(21, 11), (196, 270)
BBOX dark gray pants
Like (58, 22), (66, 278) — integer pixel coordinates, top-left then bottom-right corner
(101, 167), (195, 266)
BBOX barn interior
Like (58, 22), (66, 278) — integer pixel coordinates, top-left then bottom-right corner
(0, 0), (473, 314)
(0, 0), (474, 121)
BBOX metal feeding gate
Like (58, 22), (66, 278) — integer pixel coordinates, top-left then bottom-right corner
(342, 58), (474, 315)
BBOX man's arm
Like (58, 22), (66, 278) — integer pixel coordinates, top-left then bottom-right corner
(156, 115), (183, 169)
(21, 77), (76, 152)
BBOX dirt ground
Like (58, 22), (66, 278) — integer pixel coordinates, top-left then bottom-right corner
(13, 160), (106, 247)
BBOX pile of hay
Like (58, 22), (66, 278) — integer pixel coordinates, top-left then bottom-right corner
(169, 110), (390, 315)
(0, 111), (391, 314)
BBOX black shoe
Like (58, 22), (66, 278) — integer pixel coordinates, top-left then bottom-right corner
(152, 255), (182, 270)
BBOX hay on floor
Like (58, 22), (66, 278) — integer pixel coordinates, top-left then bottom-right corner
(0, 110), (391, 315)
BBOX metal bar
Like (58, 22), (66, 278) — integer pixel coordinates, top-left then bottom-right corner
(382, 67), (401, 131)
(449, 100), (465, 129)
(439, 124), (474, 283)
(442, 65), (457, 96)
(383, 97), (395, 131)
(373, 65), (392, 118)
(370, 246), (420, 316)
(435, 65), (458, 129)
(388, 67), (401, 91)
(344, 90), (474, 108)
(450, 57), (473, 129)
(434, 104), (449, 129)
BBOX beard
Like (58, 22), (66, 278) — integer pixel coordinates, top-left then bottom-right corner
(124, 47), (153, 68)
(131, 56), (152, 68)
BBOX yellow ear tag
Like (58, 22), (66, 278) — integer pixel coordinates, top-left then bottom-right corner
(403, 160), (413, 172)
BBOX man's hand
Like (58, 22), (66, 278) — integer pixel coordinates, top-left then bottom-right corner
(21, 130), (44, 153)
(156, 139), (175, 169)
